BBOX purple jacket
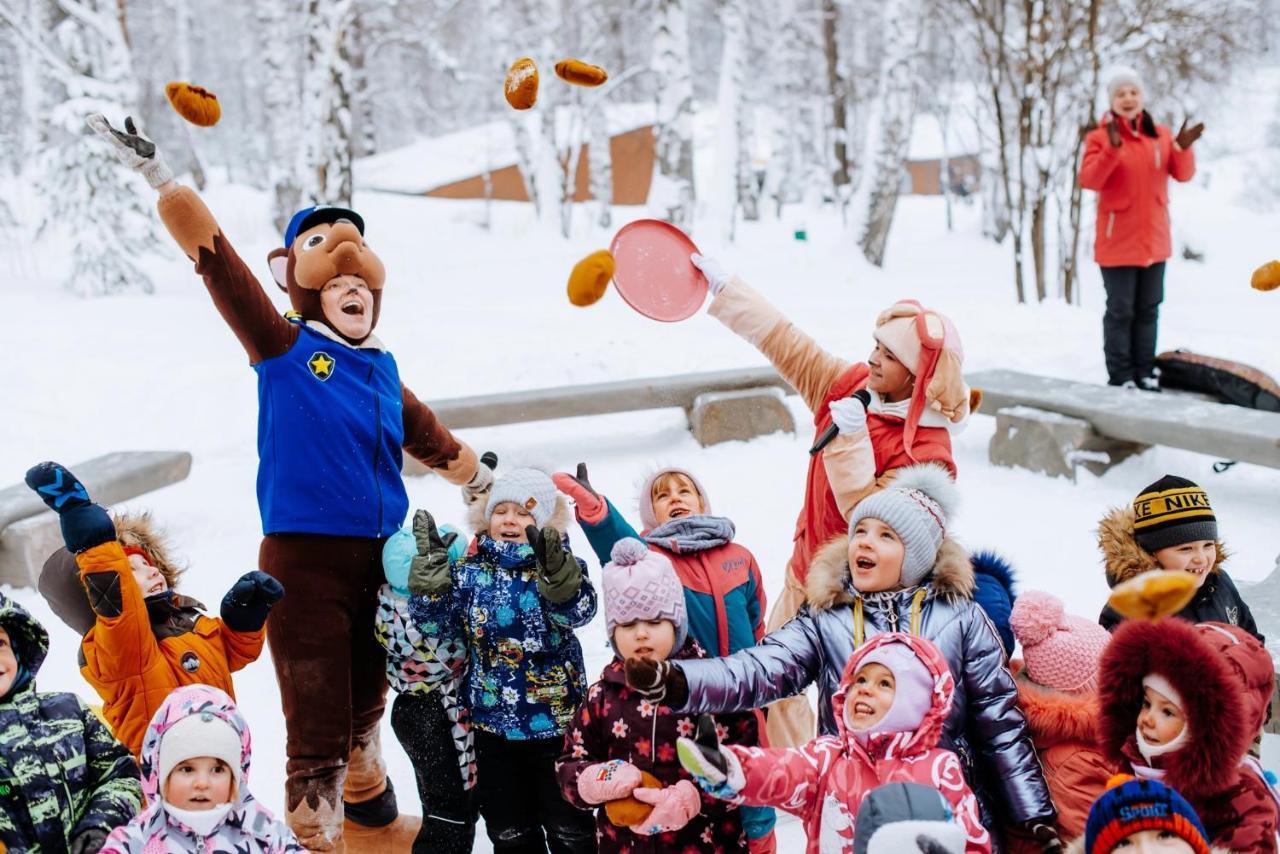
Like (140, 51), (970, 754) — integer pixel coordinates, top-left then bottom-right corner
(675, 537), (1053, 829)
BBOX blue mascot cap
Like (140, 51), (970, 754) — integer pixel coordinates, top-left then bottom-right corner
(284, 205), (366, 249)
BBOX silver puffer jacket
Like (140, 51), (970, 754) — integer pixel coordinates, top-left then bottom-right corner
(676, 536), (1053, 828)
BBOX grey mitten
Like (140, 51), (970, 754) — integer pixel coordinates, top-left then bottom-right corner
(525, 525), (583, 603)
(85, 113), (173, 189)
(408, 509), (456, 596)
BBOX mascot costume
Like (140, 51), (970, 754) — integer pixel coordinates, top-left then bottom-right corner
(88, 114), (493, 851)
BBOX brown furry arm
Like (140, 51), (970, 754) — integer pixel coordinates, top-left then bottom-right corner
(401, 383), (478, 485)
(157, 186), (295, 363)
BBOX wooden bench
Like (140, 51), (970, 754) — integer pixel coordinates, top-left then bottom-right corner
(969, 369), (1280, 480)
(0, 451), (193, 588)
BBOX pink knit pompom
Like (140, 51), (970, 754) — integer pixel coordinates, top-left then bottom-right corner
(1009, 590), (1066, 648)
(610, 537), (650, 567)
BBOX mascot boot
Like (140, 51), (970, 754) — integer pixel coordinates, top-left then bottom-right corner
(340, 734), (421, 852)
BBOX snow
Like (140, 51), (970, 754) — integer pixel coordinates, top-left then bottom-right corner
(4, 68), (1280, 852)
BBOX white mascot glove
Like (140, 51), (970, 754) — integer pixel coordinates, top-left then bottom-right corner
(85, 114), (174, 190)
(690, 253), (732, 296)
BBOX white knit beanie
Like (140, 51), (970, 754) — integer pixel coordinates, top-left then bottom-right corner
(158, 712), (243, 793)
(1105, 65), (1144, 99)
(849, 464), (958, 588)
(485, 467), (558, 528)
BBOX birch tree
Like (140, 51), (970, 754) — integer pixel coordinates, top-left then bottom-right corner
(1, 0), (161, 296)
(652, 0), (696, 228)
(301, 0), (356, 206)
(858, 0), (924, 267)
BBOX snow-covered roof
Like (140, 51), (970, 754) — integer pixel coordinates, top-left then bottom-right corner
(354, 102), (657, 195)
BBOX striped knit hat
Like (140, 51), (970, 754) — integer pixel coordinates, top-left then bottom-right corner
(1132, 475), (1217, 553)
(1085, 775), (1208, 854)
(849, 464), (957, 589)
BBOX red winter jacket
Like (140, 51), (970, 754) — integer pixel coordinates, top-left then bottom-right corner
(1079, 111), (1196, 268)
(1098, 619), (1279, 853)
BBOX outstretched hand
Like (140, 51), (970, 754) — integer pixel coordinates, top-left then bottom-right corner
(1175, 117), (1205, 150)
(85, 113), (174, 190)
(1106, 116), (1123, 148)
(553, 463), (607, 524)
(408, 509), (456, 596)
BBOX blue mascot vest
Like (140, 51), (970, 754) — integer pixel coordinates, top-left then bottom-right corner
(253, 322), (408, 537)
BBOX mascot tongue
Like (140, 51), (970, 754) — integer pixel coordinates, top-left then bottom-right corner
(267, 205), (386, 344)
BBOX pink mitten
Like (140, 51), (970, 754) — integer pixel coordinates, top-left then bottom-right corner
(553, 464), (608, 525)
(630, 780), (701, 835)
(577, 759), (642, 805)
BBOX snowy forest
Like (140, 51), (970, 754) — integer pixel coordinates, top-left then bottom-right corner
(0, 0), (1273, 303)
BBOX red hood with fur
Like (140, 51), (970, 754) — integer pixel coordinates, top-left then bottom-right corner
(1098, 619), (1264, 798)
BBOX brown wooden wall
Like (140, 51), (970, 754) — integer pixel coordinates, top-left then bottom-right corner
(425, 125), (657, 205)
(906, 154), (982, 196)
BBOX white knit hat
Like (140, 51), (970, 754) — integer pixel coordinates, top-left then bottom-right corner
(157, 712), (243, 793)
(849, 464), (958, 588)
(1105, 65), (1144, 99)
(485, 467), (558, 528)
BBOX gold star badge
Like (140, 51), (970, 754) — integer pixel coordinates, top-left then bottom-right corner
(308, 351), (335, 381)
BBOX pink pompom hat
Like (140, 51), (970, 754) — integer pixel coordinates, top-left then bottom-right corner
(1010, 590), (1111, 693)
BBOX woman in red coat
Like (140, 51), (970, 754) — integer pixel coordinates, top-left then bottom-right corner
(1079, 66), (1202, 390)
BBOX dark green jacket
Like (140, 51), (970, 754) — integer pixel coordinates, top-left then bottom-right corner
(0, 594), (142, 852)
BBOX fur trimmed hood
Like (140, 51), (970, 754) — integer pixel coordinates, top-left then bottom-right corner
(112, 511), (185, 589)
(1011, 662), (1099, 748)
(804, 534), (974, 611)
(1097, 505), (1226, 588)
(1098, 619), (1253, 798)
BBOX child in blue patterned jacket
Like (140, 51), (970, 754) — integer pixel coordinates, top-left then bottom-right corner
(377, 513), (474, 854)
(410, 466), (598, 853)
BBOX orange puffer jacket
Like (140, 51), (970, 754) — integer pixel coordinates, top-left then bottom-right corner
(76, 540), (264, 756)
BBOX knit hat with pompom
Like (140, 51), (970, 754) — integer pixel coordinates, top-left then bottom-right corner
(1010, 590), (1111, 693)
(849, 463), (958, 588)
(602, 538), (687, 656)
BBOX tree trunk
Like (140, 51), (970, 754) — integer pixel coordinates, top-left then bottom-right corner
(257, 0), (303, 231)
(170, 0), (206, 190)
(586, 102), (613, 228)
(858, 0), (923, 267)
(822, 0), (850, 195)
(301, 0), (355, 206)
(652, 0), (696, 228)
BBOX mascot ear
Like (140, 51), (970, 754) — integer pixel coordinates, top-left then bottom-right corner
(267, 248), (290, 293)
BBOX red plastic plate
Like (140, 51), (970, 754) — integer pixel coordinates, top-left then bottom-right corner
(609, 219), (707, 322)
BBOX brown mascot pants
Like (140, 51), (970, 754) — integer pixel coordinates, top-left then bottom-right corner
(261, 534), (389, 850)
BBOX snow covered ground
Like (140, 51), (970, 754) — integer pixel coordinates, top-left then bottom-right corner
(3, 70), (1280, 850)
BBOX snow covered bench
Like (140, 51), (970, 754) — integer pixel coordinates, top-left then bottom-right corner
(402, 367), (797, 475)
(0, 451), (192, 589)
(970, 369), (1280, 480)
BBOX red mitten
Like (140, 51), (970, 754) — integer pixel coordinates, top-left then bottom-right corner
(553, 463), (608, 525)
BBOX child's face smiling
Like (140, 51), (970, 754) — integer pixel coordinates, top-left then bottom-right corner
(165, 756), (233, 810)
(846, 662), (896, 731)
(1153, 540), (1216, 589)
(0, 626), (17, 697)
(848, 518), (905, 592)
(650, 474), (703, 525)
(867, 343), (914, 402)
(488, 502), (533, 543)
(1138, 685), (1186, 746)
(613, 619), (676, 662)
(128, 552), (168, 597)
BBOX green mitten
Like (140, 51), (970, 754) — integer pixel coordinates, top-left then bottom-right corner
(526, 525), (583, 603)
(408, 509), (455, 596)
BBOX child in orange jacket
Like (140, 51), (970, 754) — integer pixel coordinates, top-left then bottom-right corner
(26, 461), (282, 756)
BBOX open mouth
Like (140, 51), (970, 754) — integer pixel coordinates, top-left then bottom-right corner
(497, 530), (523, 542)
(633, 647), (653, 658)
(667, 507), (690, 519)
(855, 557), (877, 571)
(852, 701), (876, 717)
(340, 298), (365, 316)
(147, 581), (165, 595)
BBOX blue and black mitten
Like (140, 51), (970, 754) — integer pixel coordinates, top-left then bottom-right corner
(221, 571), (285, 632)
(24, 461), (115, 553)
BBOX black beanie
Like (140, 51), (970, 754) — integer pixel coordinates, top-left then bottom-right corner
(1132, 475), (1218, 552)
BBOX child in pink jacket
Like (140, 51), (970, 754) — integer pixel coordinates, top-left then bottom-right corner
(677, 632), (990, 853)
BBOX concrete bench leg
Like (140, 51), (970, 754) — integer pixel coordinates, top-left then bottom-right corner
(688, 388), (796, 447)
(989, 405), (1148, 482)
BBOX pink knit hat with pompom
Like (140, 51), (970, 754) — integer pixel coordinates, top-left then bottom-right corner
(603, 538), (688, 655)
(1010, 590), (1111, 693)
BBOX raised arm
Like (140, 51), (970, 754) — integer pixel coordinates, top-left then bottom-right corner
(401, 383), (481, 486)
(1078, 124), (1122, 191)
(86, 114), (295, 363)
(693, 254), (851, 413)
